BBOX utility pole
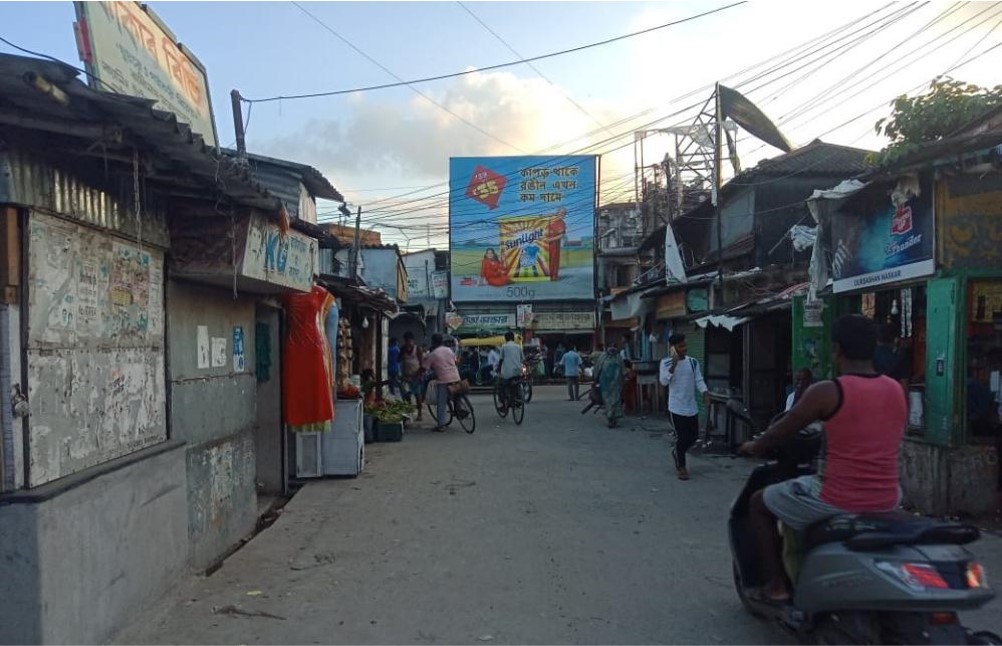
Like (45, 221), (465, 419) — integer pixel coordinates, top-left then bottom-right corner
(713, 83), (724, 307)
(230, 89), (246, 158)
(349, 206), (362, 281)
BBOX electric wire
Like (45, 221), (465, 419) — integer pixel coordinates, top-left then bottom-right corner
(241, 2), (748, 104)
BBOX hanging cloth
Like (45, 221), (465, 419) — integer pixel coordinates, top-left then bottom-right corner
(283, 285), (336, 427)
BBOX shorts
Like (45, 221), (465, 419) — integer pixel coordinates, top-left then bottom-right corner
(762, 475), (845, 532)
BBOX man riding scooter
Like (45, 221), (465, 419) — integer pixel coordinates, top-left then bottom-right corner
(739, 314), (906, 605)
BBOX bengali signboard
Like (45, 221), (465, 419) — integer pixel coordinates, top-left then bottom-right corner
(454, 312), (516, 335)
(831, 175), (934, 293)
(531, 311), (595, 331)
(449, 156), (597, 303)
(74, 2), (218, 145)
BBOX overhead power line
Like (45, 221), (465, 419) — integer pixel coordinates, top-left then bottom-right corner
(242, 1), (747, 103)
(455, 1), (616, 138)
(290, 1), (526, 153)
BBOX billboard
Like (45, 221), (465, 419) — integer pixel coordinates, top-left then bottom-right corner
(449, 155), (597, 302)
(831, 174), (934, 293)
(74, 2), (218, 146)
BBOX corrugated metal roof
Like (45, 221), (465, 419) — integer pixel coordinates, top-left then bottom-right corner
(223, 149), (343, 203)
(0, 54), (283, 213)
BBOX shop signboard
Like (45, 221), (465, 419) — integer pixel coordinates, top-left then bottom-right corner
(803, 299), (824, 328)
(455, 312), (516, 334)
(516, 303), (534, 327)
(531, 311), (595, 331)
(655, 292), (686, 320)
(449, 156), (597, 302)
(831, 174), (934, 293)
(74, 2), (218, 146)
(686, 288), (710, 313)
(431, 271), (449, 299)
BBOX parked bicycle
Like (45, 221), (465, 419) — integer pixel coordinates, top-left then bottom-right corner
(426, 379), (476, 433)
(493, 376), (526, 425)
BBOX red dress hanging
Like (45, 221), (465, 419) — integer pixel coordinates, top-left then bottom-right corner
(283, 285), (336, 426)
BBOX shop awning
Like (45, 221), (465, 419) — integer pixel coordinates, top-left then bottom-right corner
(694, 315), (749, 331)
(319, 276), (398, 314)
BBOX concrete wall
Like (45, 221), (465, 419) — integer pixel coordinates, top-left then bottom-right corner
(900, 439), (998, 516)
(167, 281), (258, 570)
(0, 442), (188, 645)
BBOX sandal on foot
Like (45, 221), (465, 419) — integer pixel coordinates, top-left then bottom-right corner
(747, 588), (791, 607)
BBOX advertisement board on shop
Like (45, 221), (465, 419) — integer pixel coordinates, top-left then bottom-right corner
(74, 2), (218, 146)
(831, 175), (935, 294)
(449, 156), (597, 302)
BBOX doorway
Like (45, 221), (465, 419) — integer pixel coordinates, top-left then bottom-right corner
(254, 304), (285, 503)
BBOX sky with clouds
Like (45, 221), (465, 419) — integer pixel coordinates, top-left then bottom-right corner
(1, 1), (1000, 247)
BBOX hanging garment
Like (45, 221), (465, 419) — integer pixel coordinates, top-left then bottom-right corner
(283, 285), (336, 427)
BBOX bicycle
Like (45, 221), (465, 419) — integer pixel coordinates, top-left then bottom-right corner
(426, 380), (476, 433)
(493, 376), (526, 425)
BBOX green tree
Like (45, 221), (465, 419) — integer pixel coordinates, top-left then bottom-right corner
(872, 76), (1002, 165)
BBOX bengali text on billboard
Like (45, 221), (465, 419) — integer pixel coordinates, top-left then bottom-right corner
(449, 155), (597, 302)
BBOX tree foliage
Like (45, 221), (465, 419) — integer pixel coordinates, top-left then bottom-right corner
(871, 76), (1002, 166)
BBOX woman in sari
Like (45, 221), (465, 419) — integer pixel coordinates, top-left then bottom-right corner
(598, 346), (625, 428)
(480, 248), (510, 287)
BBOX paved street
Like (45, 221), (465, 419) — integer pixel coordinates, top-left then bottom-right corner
(114, 386), (1002, 645)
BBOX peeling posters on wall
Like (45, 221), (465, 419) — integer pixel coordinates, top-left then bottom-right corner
(26, 213), (166, 487)
(197, 325), (210, 369)
(211, 337), (227, 368)
(233, 326), (246, 372)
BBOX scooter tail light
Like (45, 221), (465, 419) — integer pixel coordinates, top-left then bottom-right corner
(929, 612), (958, 625)
(966, 562), (986, 589)
(876, 561), (950, 590)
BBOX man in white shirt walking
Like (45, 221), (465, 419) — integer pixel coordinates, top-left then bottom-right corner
(659, 333), (710, 481)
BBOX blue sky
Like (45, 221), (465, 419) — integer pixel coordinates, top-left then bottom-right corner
(1, 2), (1000, 247)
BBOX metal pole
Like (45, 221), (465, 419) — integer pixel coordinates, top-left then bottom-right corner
(350, 206), (362, 281)
(713, 83), (724, 307)
(230, 89), (246, 158)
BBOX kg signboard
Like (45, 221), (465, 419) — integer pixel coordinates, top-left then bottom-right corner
(449, 156), (597, 303)
(831, 175), (934, 294)
(74, 2), (218, 146)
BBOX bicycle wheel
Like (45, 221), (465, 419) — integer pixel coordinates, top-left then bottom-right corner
(521, 379), (533, 403)
(455, 395), (476, 433)
(512, 383), (525, 425)
(493, 384), (508, 418)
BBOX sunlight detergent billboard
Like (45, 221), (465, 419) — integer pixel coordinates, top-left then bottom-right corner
(449, 156), (597, 302)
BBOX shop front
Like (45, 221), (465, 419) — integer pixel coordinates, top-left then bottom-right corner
(825, 168), (1001, 515)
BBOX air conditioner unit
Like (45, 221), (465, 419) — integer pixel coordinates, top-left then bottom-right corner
(295, 431), (323, 478)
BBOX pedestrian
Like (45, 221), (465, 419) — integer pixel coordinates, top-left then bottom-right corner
(487, 345), (500, 380)
(422, 333), (460, 432)
(387, 337), (401, 396)
(561, 345), (582, 401)
(598, 345), (625, 428)
(400, 331), (425, 421)
(659, 333), (710, 481)
(554, 342), (566, 377)
(785, 368), (813, 411)
(620, 333), (632, 361)
(623, 359), (638, 415)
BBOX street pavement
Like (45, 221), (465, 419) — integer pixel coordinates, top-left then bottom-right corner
(114, 386), (1002, 645)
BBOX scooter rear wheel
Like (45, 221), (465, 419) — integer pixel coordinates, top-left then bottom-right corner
(970, 631), (1002, 645)
(731, 560), (764, 619)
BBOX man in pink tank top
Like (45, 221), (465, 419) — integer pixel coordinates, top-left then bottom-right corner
(739, 314), (907, 603)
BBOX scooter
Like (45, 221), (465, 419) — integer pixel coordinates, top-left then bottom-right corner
(729, 411), (1000, 645)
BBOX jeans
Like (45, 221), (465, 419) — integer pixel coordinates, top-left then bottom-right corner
(388, 372), (400, 396)
(436, 383), (449, 427)
(566, 376), (579, 400)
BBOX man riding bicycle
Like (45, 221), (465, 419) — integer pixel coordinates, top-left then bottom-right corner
(422, 333), (461, 432)
(496, 331), (524, 410)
